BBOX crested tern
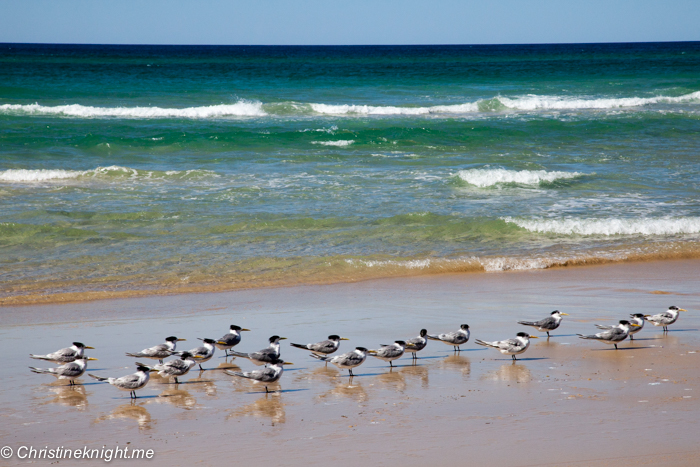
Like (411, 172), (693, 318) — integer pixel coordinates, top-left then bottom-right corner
(368, 341), (406, 367)
(475, 332), (538, 361)
(404, 329), (428, 360)
(518, 310), (569, 337)
(311, 347), (368, 377)
(427, 324), (470, 351)
(215, 325), (250, 356)
(595, 314), (645, 340)
(644, 306), (687, 333)
(30, 342), (95, 364)
(29, 355), (98, 385)
(89, 364), (151, 398)
(125, 336), (185, 364)
(179, 338), (217, 370)
(578, 320), (640, 349)
(224, 358), (292, 393)
(229, 335), (287, 366)
(146, 352), (197, 383)
(290, 335), (348, 357)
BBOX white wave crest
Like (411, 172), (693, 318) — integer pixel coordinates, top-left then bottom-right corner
(0, 168), (86, 182)
(503, 217), (700, 236)
(497, 91), (700, 111)
(0, 101), (266, 119)
(310, 102), (478, 115)
(311, 140), (355, 147)
(0, 165), (215, 183)
(456, 168), (582, 187)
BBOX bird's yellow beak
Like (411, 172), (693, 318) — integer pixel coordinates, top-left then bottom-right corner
(630, 323), (641, 327)
(561, 313), (570, 316)
(177, 338), (186, 342)
(241, 328), (251, 332)
(85, 346), (95, 349)
(679, 308), (688, 312)
(530, 335), (539, 339)
(283, 362), (294, 365)
(279, 337), (288, 340)
(340, 338), (350, 341)
(87, 357), (98, 361)
(216, 341), (228, 345)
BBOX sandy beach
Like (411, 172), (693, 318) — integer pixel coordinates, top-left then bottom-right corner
(0, 259), (698, 466)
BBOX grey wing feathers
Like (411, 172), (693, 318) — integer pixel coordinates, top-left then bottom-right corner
(228, 351), (250, 358)
(308, 340), (336, 354)
(115, 374), (143, 389)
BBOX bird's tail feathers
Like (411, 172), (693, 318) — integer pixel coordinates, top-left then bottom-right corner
(223, 369), (247, 378)
(577, 334), (595, 339)
(88, 374), (109, 382)
(517, 321), (536, 326)
(290, 343), (308, 350)
(29, 366), (50, 374)
(228, 351), (248, 358)
(426, 335), (440, 341)
(29, 354), (51, 361)
(474, 339), (496, 348)
(125, 352), (143, 358)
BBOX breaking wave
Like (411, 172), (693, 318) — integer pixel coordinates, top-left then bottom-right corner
(0, 166), (215, 183)
(456, 168), (583, 187)
(503, 217), (700, 236)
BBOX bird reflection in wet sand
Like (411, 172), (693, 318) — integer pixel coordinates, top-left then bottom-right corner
(152, 387), (197, 409)
(318, 379), (368, 403)
(481, 363), (532, 384)
(40, 384), (89, 410)
(227, 394), (286, 424)
(375, 368), (407, 392)
(294, 365), (340, 385)
(184, 375), (218, 397)
(438, 354), (471, 377)
(400, 364), (429, 389)
(95, 402), (154, 431)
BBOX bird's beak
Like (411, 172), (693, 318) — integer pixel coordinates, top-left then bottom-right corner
(283, 362), (294, 365)
(340, 338), (350, 341)
(530, 335), (539, 339)
(561, 313), (570, 316)
(87, 357), (98, 361)
(192, 355), (205, 359)
(279, 337), (288, 340)
(85, 346), (95, 349)
(630, 323), (641, 327)
(177, 338), (186, 342)
(216, 341), (228, 345)
(197, 338), (204, 341)
(241, 328), (251, 332)
(679, 308), (688, 312)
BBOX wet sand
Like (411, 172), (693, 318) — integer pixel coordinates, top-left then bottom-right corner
(1, 259), (699, 466)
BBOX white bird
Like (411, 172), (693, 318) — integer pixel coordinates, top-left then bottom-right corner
(404, 329), (428, 360)
(290, 335), (348, 356)
(147, 352), (197, 383)
(126, 336), (185, 364)
(475, 332), (538, 360)
(29, 356), (98, 385)
(224, 358), (292, 393)
(518, 310), (569, 337)
(644, 306), (687, 333)
(89, 364), (151, 398)
(427, 324), (470, 351)
(311, 347), (368, 377)
(596, 314), (645, 340)
(30, 342), (94, 363)
(215, 325), (250, 356)
(578, 320), (640, 349)
(368, 341), (406, 367)
(229, 335), (287, 366)
(179, 338), (217, 370)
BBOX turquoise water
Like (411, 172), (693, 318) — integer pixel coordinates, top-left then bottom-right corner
(1, 43), (700, 302)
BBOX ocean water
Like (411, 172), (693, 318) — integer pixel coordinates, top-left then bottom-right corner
(1, 42), (700, 303)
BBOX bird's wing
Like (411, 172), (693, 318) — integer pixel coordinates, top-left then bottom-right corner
(309, 340), (336, 353)
(114, 374), (143, 389)
(57, 362), (84, 377)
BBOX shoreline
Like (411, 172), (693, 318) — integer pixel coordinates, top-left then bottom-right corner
(2, 253), (699, 308)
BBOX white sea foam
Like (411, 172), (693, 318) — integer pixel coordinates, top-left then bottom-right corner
(0, 101), (266, 119)
(309, 102), (479, 115)
(311, 140), (355, 147)
(497, 91), (700, 111)
(456, 168), (582, 187)
(503, 217), (700, 236)
(0, 166), (215, 183)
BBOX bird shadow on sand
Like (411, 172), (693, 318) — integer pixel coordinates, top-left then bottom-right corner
(437, 348), (486, 354)
(412, 355), (447, 361)
(112, 395), (161, 400)
(244, 388), (309, 395)
(629, 337), (663, 341)
(666, 329), (698, 332)
(157, 380), (214, 385)
(591, 346), (654, 351)
(545, 334), (579, 338)
(493, 357), (549, 362)
(339, 372), (385, 378)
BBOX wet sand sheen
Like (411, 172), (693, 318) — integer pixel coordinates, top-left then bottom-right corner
(1, 259), (699, 466)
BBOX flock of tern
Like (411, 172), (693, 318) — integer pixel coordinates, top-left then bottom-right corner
(29, 306), (687, 397)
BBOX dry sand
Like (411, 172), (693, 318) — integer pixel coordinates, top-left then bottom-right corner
(1, 259), (699, 466)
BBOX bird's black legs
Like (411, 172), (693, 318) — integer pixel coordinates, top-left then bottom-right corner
(390, 361), (393, 368)
(159, 359), (164, 364)
(199, 364), (204, 371)
(547, 332), (550, 338)
(174, 377), (179, 384)
(512, 355), (517, 361)
(265, 386), (269, 394)
(614, 344), (618, 350)
(630, 334), (634, 341)
(348, 369), (354, 377)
